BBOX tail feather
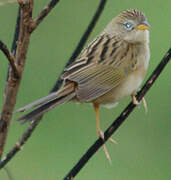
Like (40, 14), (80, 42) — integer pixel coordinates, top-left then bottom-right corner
(16, 83), (76, 123)
(14, 92), (59, 113)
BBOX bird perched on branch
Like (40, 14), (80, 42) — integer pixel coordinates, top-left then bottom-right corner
(16, 9), (150, 162)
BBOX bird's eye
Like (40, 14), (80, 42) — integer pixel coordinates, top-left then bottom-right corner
(125, 22), (132, 29)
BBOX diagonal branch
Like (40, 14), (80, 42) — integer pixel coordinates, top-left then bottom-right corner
(31, 0), (60, 32)
(63, 47), (171, 180)
(0, 0), (107, 170)
(0, 41), (19, 78)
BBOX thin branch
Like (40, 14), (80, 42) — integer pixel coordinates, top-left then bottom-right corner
(0, 41), (19, 78)
(51, 0), (107, 92)
(5, 7), (21, 89)
(31, 0), (60, 32)
(11, 7), (21, 56)
(0, 0), (107, 169)
(0, 0), (33, 158)
(63, 48), (171, 180)
(0, 117), (41, 169)
(0, 8), (21, 179)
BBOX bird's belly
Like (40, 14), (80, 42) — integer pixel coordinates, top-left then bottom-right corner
(114, 71), (143, 99)
(94, 68), (146, 106)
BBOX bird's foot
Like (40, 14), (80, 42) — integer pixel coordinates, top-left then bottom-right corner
(132, 94), (140, 105)
(98, 130), (117, 144)
(131, 94), (148, 113)
(97, 130), (111, 164)
(97, 130), (117, 164)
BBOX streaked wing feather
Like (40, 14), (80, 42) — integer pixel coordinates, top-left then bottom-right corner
(61, 34), (109, 79)
(68, 65), (125, 102)
(61, 34), (136, 102)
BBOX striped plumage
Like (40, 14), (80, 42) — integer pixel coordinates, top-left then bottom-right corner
(61, 32), (146, 104)
(16, 9), (150, 136)
(63, 34), (137, 70)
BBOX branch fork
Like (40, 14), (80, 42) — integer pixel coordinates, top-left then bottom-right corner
(0, 41), (19, 79)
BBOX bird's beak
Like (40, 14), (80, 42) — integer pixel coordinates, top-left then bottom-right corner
(137, 21), (150, 31)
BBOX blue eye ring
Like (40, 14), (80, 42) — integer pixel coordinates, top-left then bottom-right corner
(125, 22), (132, 29)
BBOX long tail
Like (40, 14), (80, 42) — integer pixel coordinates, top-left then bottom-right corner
(16, 83), (76, 123)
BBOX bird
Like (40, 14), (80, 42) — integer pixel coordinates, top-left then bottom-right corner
(15, 9), (150, 162)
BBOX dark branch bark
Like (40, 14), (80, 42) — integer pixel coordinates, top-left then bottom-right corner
(0, 0), (33, 158)
(63, 48), (171, 180)
(5, 7), (21, 88)
(11, 7), (21, 56)
(0, 0), (107, 169)
(0, 41), (19, 78)
(31, 0), (60, 32)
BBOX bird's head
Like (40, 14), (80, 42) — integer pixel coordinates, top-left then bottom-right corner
(105, 9), (150, 44)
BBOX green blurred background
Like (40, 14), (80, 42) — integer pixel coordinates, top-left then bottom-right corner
(0, 0), (170, 179)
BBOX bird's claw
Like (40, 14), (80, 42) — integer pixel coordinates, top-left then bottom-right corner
(97, 130), (117, 144)
(132, 95), (140, 105)
(131, 94), (148, 113)
(97, 129), (118, 164)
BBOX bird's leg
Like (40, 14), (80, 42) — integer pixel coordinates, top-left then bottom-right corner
(131, 93), (148, 113)
(93, 104), (117, 144)
(93, 103), (115, 163)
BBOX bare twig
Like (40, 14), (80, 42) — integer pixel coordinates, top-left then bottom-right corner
(5, 6), (21, 112)
(0, 0), (33, 158)
(31, 0), (60, 32)
(0, 41), (19, 78)
(63, 48), (171, 180)
(11, 7), (21, 55)
(0, 0), (107, 169)
(0, 7), (21, 180)
(0, 117), (41, 169)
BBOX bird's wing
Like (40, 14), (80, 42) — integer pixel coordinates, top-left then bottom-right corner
(67, 64), (126, 102)
(61, 34), (137, 102)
